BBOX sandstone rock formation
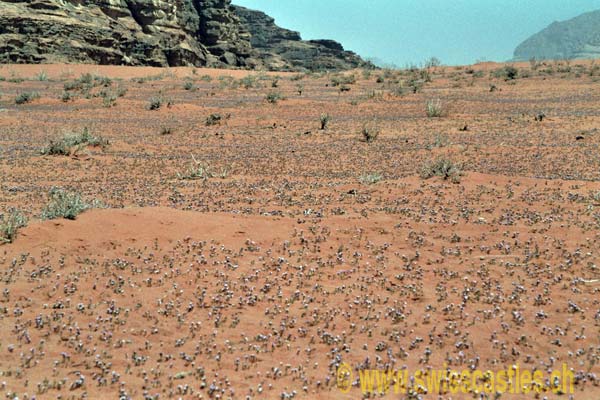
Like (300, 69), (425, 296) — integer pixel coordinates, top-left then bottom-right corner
(232, 5), (367, 71)
(0, 0), (368, 70)
(514, 10), (600, 61)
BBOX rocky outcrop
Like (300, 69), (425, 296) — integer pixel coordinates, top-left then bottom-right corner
(514, 10), (600, 61)
(0, 0), (368, 70)
(0, 0), (253, 67)
(232, 5), (368, 71)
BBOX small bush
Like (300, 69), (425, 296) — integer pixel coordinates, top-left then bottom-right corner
(361, 122), (380, 143)
(147, 96), (172, 110)
(430, 133), (449, 148)
(266, 92), (283, 104)
(493, 65), (518, 80)
(41, 188), (95, 220)
(206, 114), (222, 126)
(15, 92), (40, 105)
(36, 71), (48, 81)
(183, 81), (197, 91)
(331, 74), (356, 87)
(160, 126), (174, 135)
(116, 86), (128, 97)
(101, 90), (118, 108)
(320, 113), (331, 130)
(178, 156), (228, 180)
(42, 140), (70, 156)
(426, 99), (445, 117)
(61, 91), (75, 102)
(240, 75), (260, 89)
(420, 158), (462, 182)
(42, 127), (109, 155)
(359, 172), (383, 185)
(0, 209), (27, 244)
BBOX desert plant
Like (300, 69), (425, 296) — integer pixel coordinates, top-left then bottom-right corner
(331, 74), (356, 87)
(420, 158), (462, 182)
(430, 133), (449, 148)
(147, 97), (163, 110)
(183, 81), (197, 91)
(147, 95), (173, 110)
(178, 156), (228, 180)
(426, 99), (445, 117)
(42, 140), (70, 156)
(359, 172), (383, 185)
(41, 188), (95, 220)
(266, 92), (283, 104)
(361, 122), (380, 143)
(0, 209), (27, 244)
(240, 75), (260, 89)
(160, 126), (174, 135)
(36, 71), (48, 81)
(101, 90), (118, 107)
(115, 86), (127, 97)
(206, 114), (222, 126)
(320, 113), (331, 130)
(42, 127), (109, 155)
(15, 92), (40, 105)
(390, 85), (407, 97)
(493, 65), (518, 80)
(61, 91), (75, 102)
(424, 57), (442, 68)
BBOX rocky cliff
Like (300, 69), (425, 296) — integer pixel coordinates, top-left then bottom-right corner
(0, 0), (367, 70)
(514, 10), (600, 61)
(232, 5), (367, 71)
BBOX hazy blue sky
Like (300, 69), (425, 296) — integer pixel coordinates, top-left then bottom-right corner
(232, 0), (600, 66)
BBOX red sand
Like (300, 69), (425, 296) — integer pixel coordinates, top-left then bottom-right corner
(0, 62), (599, 399)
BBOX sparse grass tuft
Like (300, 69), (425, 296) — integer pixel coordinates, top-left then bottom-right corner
(15, 91), (40, 105)
(361, 122), (380, 143)
(206, 114), (222, 126)
(61, 91), (75, 102)
(320, 113), (331, 130)
(331, 74), (356, 87)
(420, 158), (462, 182)
(147, 97), (163, 110)
(178, 156), (228, 180)
(183, 81), (197, 91)
(36, 71), (48, 81)
(42, 127), (109, 156)
(0, 209), (27, 244)
(425, 99), (445, 117)
(41, 188), (96, 220)
(100, 90), (118, 108)
(160, 126), (174, 135)
(359, 172), (383, 185)
(266, 92), (283, 104)
(147, 95), (173, 110)
(493, 65), (518, 81)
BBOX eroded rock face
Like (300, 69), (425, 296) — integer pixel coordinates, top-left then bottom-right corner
(0, 0), (367, 70)
(232, 5), (368, 71)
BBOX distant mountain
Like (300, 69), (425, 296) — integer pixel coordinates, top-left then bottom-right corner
(514, 10), (600, 61)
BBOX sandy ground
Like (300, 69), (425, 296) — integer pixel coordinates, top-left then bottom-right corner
(0, 61), (600, 399)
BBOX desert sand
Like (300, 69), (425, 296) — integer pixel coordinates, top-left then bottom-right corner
(0, 61), (599, 399)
